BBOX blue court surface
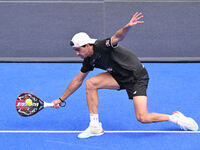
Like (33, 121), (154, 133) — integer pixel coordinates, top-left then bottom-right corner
(0, 62), (200, 150)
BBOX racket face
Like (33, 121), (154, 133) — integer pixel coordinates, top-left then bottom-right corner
(16, 92), (44, 117)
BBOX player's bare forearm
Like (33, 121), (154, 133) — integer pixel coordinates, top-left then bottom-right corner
(111, 12), (144, 45)
(52, 72), (88, 108)
(60, 71), (89, 101)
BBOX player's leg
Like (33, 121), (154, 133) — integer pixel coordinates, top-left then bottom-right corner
(133, 96), (169, 123)
(133, 96), (199, 131)
(85, 72), (120, 114)
(78, 72), (120, 138)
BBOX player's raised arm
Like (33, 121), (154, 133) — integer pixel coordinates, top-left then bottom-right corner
(52, 71), (89, 108)
(111, 12), (144, 46)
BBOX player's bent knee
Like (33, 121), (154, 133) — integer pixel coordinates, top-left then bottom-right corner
(86, 78), (98, 90)
(136, 114), (149, 123)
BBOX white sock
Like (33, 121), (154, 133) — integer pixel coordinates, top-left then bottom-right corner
(169, 115), (178, 123)
(90, 114), (99, 127)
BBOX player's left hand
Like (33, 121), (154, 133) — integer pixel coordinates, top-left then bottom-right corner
(129, 12), (144, 26)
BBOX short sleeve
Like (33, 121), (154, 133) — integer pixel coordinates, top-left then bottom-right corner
(94, 38), (117, 53)
(110, 38), (119, 48)
(80, 58), (94, 73)
(105, 38), (118, 48)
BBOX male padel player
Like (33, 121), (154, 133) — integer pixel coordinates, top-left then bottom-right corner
(52, 12), (198, 138)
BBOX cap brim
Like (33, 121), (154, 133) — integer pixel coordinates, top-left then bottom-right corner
(88, 39), (97, 44)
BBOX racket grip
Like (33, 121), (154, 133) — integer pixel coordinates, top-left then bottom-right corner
(44, 102), (54, 107)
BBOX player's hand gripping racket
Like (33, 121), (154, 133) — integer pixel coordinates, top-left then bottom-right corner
(16, 92), (66, 117)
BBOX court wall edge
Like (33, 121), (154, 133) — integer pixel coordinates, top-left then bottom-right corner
(1, 57), (200, 63)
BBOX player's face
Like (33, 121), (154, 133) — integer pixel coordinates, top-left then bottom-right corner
(73, 44), (92, 59)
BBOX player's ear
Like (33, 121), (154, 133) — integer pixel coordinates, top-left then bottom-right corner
(84, 43), (90, 47)
(70, 41), (74, 46)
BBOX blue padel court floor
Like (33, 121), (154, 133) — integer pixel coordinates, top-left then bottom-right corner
(0, 63), (200, 150)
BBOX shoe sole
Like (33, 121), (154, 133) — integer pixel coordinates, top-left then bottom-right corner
(187, 117), (199, 131)
(78, 129), (104, 139)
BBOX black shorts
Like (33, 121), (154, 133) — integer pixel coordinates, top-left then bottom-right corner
(110, 67), (149, 99)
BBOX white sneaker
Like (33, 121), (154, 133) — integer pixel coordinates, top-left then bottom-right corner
(172, 111), (199, 131)
(78, 123), (104, 139)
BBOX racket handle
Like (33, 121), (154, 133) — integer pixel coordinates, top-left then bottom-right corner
(44, 102), (54, 107)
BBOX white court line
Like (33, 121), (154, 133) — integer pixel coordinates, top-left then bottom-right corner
(0, 130), (200, 133)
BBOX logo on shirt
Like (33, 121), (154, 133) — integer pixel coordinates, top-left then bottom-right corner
(106, 40), (110, 47)
(106, 67), (113, 72)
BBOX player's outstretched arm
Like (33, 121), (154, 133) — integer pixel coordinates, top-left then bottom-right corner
(111, 12), (144, 46)
(52, 71), (89, 108)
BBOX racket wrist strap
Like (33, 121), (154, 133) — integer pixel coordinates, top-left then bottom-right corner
(59, 97), (65, 102)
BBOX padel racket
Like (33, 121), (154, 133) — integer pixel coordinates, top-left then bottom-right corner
(16, 92), (66, 117)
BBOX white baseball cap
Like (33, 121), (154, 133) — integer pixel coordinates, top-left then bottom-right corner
(70, 32), (97, 48)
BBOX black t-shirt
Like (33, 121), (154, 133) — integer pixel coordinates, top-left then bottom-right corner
(81, 38), (144, 79)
